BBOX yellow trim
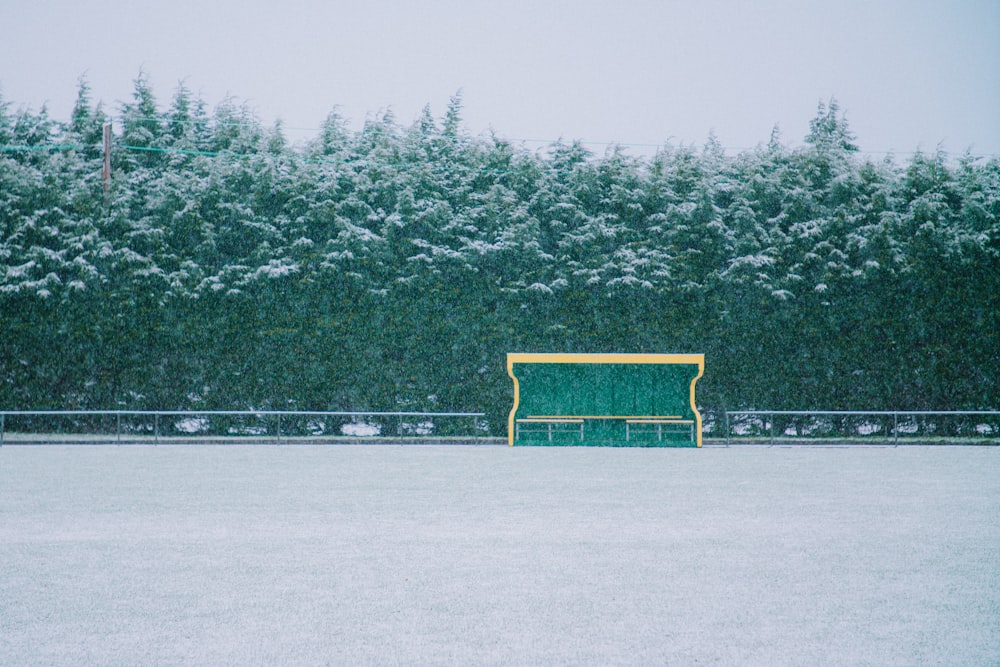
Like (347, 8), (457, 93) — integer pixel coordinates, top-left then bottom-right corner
(527, 415), (682, 420)
(507, 353), (706, 447)
(507, 352), (704, 365)
(690, 360), (705, 447)
(507, 356), (519, 445)
(517, 418), (585, 423)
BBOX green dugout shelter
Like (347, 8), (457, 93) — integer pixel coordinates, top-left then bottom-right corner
(507, 353), (705, 447)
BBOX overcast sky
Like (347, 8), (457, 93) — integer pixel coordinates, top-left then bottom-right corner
(1, 0), (998, 158)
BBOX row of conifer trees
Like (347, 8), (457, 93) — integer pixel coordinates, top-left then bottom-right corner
(2, 76), (998, 431)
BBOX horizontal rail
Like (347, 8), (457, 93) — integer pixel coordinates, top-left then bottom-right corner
(3, 409), (997, 446)
(0, 410), (484, 417)
(729, 410), (1000, 416)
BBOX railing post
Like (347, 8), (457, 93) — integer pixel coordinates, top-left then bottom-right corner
(116, 412), (121, 445)
(276, 413), (281, 444)
(894, 412), (898, 447)
(1, 413), (4, 446)
(154, 413), (159, 445)
(725, 411), (730, 446)
(769, 414), (774, 445)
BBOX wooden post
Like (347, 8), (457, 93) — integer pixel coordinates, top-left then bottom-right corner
(102, 122), (112, 196)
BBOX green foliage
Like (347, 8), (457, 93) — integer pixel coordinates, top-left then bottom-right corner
(1, 84), (998, 431)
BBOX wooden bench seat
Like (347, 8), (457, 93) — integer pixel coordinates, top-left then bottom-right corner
(625, 418), (696, 443)
(514, 415), (696, 444)
(515, 418), (585, 442)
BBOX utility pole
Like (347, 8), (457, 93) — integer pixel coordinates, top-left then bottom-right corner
(102, 122), (112, 199)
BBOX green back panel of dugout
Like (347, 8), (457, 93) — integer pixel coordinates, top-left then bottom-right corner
(507, 353), (704, 447)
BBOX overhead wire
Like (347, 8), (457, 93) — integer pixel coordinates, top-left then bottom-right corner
(2, 123), (997, 172)
(112, 113), (1000, 160)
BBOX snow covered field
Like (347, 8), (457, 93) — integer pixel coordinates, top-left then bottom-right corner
(1, 445), (997, 665)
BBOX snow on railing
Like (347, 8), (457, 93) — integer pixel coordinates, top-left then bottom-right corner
(2, 409), (997, 445)
(0, 410), (489, 445)
(723, 410), (1000, 444)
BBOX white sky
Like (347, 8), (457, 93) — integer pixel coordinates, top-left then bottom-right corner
(1, 0), (998, 157)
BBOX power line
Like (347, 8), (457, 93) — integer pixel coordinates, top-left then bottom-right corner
(111, 114), (1000, 159)
(0, 141), (525, 177)
(2, 138), (997, 170)
(1, 143), (89, 152)
(122, 144), (221, 158)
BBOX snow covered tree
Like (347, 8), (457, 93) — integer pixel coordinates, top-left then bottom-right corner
(1, 79), (997, 421)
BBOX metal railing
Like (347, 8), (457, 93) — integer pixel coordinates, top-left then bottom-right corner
(723, 410), (1000, 444)
(0, 410), (490, 445)
(2, 409), (998, 446)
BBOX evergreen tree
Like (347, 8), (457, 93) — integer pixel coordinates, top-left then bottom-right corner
(1, 79), (997, 423)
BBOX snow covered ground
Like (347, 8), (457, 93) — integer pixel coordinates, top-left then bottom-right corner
(1, 445), (997, 665)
